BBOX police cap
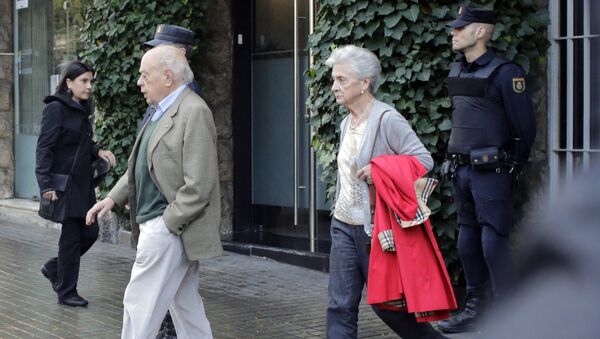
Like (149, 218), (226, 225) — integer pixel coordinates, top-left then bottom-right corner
(448, 6), (497, 28)
(143, 24), (195, 48)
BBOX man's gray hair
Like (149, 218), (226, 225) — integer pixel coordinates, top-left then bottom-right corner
(325, 45), (381, 93)
(151, 45), (194, 84)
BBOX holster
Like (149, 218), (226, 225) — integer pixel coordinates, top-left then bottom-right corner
(441, 159), (456, 181)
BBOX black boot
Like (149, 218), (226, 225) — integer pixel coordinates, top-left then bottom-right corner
(437, 288), (488, 333)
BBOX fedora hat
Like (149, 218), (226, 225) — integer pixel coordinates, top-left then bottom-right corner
(143, 24), (195, 47)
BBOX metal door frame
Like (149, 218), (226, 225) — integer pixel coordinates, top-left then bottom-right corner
(293, 0), (318, 252)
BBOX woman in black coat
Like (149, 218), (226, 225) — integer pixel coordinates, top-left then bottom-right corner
(35, 61), (116, 307)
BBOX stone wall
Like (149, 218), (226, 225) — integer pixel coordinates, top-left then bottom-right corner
(0, 0), (14, 199)
(197, 0), (234, 240)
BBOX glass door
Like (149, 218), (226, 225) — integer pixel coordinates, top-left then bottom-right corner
(236, 0), (331, 252)
(15, 0), (88, 199)
(14, 0), (53, 199)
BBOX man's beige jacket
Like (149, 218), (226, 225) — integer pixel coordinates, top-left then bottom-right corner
(108, 87), (222, 260)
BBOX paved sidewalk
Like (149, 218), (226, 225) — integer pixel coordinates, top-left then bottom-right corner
(0, 220), (401, 339)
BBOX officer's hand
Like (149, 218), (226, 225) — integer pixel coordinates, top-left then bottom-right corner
(86, 197), (116, 225)
(357, 165), (373, 184)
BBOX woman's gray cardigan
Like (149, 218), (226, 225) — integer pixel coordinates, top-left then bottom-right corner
(334, 99), (434, 206)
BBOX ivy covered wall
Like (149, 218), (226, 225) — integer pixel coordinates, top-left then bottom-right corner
(307, 0), (549, 279)
(80, 0), (209, 190)
(79, 0), (234, 237)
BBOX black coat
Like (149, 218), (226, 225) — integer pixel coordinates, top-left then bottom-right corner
(35, 94), (100, 219)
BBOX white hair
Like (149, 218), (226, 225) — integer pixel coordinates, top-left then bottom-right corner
(149, 44), (194, 84)
(325, 45), (381, 93)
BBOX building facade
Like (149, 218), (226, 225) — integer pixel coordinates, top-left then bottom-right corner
(0, 0), (597, 267)
(0, 0), (14, 199)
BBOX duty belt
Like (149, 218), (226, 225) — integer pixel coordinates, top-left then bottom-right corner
(448, 153), (470, 166)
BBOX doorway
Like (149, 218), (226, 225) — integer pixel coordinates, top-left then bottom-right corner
(232, 0), (331, 254)
(14, 0), (88, 199)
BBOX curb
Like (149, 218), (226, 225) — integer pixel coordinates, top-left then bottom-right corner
(0, 198), (132, 246)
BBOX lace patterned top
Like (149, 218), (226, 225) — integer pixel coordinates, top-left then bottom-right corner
(333, 120), (371, 225)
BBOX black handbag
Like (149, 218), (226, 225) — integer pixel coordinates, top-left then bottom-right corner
(38, 126), (84, 223)
(38, 173), (71, 223)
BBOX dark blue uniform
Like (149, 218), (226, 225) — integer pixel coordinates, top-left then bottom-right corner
(447, 49), (536, 296)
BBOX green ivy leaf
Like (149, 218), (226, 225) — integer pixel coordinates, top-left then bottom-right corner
(378, 2), (395, 16)
(432, 7), (449, 19)
(364, 20), (380, 37)
(384, 26), (403, 40)
(438, 118), (452, 131)
(335, 22), (354, 38)
(403, 4), (420, 22)
(416, 68), (431, 81)
(384, 13), (402, 28)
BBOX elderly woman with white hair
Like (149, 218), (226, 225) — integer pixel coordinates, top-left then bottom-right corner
(325, 45), (449, 339)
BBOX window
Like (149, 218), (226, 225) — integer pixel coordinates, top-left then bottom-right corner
(17, 0), (88, 136)
(549, 0), (600, 196)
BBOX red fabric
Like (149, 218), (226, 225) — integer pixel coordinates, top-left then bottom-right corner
(367, 155), (457, 322)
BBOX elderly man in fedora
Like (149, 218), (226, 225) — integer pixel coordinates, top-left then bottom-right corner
(140, 24), (203, 127)
(87, 45), (221, 339)
(141, 24), (207, 339)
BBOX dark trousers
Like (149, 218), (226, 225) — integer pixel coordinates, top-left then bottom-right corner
(458, 224), (512, 296)
(43, 217), (98, 300)
(453, 166), (514, 296)
(327, 218), (443, 339)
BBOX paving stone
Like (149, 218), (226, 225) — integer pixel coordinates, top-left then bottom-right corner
(0, 221), (394, 338)
(0, 220), (480, 339)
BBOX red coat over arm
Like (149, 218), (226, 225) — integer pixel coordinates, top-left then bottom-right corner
(367, 155), (457, 322)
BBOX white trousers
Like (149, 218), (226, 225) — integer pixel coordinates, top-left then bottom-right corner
(121, 216), (212, 339)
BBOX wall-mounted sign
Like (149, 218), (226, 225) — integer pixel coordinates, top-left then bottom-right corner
(16, 0), (29, 10)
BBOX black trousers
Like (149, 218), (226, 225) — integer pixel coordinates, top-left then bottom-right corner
(44, 217), (98, 300)
(452, 166), (514, 295)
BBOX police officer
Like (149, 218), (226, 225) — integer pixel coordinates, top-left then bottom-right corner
(437, 6), (536, 334)
(140, 24), (202, 127)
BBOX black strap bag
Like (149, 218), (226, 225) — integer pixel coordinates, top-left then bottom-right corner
(38, 173), (72, 223)
(38, 130), (84, 223)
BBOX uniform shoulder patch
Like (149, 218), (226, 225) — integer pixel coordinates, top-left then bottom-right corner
(512, 77), (526, 93)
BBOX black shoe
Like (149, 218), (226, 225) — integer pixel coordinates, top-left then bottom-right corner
(437, 310), (477, 333)
(59, 295), (88, 307)
(438, 288), (488, 333)
(40, 265), (58, 292)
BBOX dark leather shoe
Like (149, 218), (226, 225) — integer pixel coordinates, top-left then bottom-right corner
(437, 309), (478, 333)
(40, 265), (58, 292)
(438, 288), (488, 333)
(59, 295), (88, 307)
